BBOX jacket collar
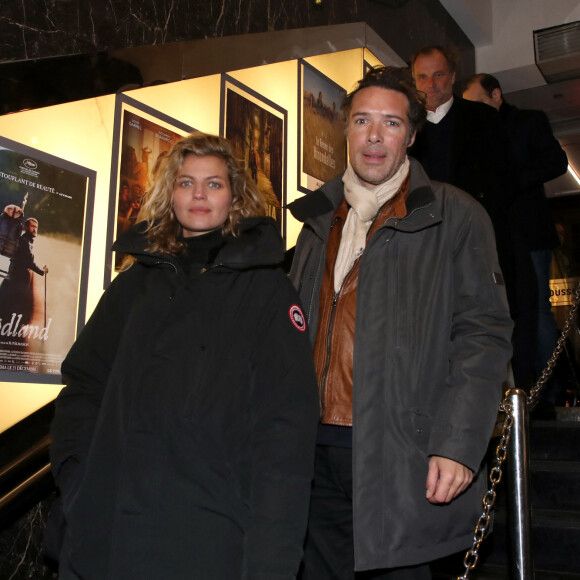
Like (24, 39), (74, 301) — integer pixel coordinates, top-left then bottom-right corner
(113, 216), (284, 270)
(287, 175), (343, 241)
(499, 100), (516, 120)
(288, 158), (442, 239)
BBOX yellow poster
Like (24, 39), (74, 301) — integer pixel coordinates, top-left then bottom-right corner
(549, 277), (580, 307)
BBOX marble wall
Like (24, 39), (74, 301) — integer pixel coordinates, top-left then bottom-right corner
(0, 0), (472, 68)
(0, 498), (58, 580)
(0, 404), (56, 579)
(0, 0), (473, 115)
(1, 0), (362, 63)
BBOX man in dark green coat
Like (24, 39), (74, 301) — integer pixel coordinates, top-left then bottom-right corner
(290, 66), (513, 578)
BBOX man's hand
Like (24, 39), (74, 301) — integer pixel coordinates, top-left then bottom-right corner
(425, 456), (473, 504)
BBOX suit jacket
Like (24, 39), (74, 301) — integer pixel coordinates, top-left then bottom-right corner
(409, 96), (516, 232)
(409, 96), (519, 310)
(500, 101), (568, 251)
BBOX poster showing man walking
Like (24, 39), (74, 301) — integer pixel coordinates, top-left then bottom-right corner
(0, 137), (94, 383)
(220, 74), (287, 244)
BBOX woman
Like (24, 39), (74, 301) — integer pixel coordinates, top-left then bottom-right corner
(48, 132), (318, 579)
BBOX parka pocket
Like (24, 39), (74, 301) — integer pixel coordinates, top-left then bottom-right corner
(410, 409), (433, 454)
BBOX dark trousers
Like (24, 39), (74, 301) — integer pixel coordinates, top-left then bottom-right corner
(300, 445), (432, 580)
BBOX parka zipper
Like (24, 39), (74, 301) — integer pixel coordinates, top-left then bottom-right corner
(153, 259), (178, 273)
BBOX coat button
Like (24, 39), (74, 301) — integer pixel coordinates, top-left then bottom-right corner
(200, 267), (207, 274)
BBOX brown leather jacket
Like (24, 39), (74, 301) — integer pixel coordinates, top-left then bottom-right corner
(313, 179), (409, 426)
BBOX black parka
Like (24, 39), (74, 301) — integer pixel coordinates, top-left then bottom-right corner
(49, 217), (319, 579)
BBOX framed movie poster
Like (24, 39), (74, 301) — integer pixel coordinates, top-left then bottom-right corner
(0, 136), (95, 384)
(364, 60), (375, 75)
(104, 94), (193, 286)
(220, 74), (287, 244)
(298, 60), (347, 193)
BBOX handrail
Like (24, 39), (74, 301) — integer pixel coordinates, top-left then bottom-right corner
(0, 426), (54, 529)
(0, 433), (50, 485)
(0, 463), (52, 511)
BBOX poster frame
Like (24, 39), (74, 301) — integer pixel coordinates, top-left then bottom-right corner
(0, 135), (96, 384)
(363, 59), (375, 75)
(104, 93), (193, 288)
(297, 59), (347, 194)
(219, 74), (288, 245)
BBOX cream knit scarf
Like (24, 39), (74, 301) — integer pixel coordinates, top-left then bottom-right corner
(334, 157), (410, 292)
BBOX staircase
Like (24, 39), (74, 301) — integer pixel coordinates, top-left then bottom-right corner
(432, 409), (580, 579)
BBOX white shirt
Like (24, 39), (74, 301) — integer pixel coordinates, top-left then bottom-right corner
(426, 96), (454, 124)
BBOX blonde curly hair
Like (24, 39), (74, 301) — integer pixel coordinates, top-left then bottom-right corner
(123, 132), (266, 265)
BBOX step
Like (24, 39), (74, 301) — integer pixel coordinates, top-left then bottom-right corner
(443, 562), (580, 579)
(555, 407), (580, 422)
(529, 419), (580, 461)
(531, 460), (580, 511)
(481, 507), (580, 574)
(532, 508), (580, 573)
(432, 543), (580, 579)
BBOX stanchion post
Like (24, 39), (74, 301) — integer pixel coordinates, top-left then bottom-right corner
(507, 388), (534, 579)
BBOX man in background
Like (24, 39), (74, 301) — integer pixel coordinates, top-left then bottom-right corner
(464, 73), (569, 392)
(409, 45), (535, 388)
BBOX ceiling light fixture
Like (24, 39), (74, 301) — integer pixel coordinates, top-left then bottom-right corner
(568, 164), (580, 187)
